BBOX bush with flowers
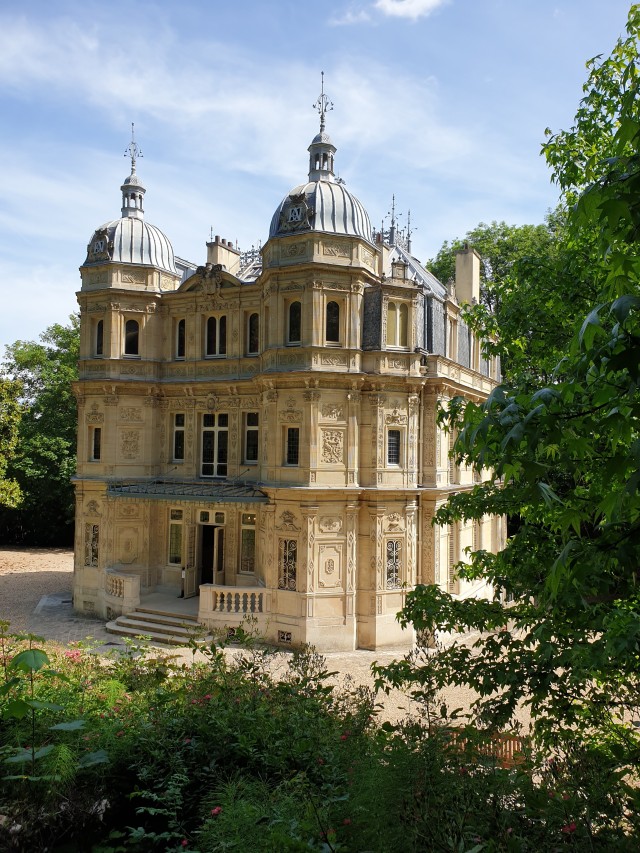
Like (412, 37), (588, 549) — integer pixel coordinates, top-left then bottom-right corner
(0, 618), (639, 851)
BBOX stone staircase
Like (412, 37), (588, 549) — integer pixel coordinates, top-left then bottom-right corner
(106, 606), (212, 646)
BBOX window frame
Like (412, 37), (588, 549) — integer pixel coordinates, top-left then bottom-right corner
(239, 512), (257, 576)
(201, 412), (229, 477)
(386, 428), (402, 466)
(325, 299), (341, 345)
(89, 426), (102, 462)
(287, 301), (302, 345)
(173, 413), (185, 462)
(285, 426), (300, 466)
(278, 538), (297, 591)
(246, 312), (260, 356)
(244, 412), (259, 464)
(94, 319), (104, 357)
(168, 508), (184, 566)
(175, 318), (186, 359)
(124, 318), (140, 357)
(205, 315), (227, 358)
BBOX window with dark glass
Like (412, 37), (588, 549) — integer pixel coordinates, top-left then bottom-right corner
(176, 319), (186, 358)
(202, 413), (228, 477)
(326, 300), (340, 343)
(386, 539), (402, 589)
(206, 316), (227, 356)
(95, 320), (104, 356)
(124, 319), (139, 356)
(286, 427), (300, 466)
(244, 412), (259, 462)
(247, 312), (259, 355)
(169, 509), (183, 565)
(387, 429), (401, 465)
(90, 427), (102, 461)
(173, 413), (185, 461)
(288, 301), (301, 344)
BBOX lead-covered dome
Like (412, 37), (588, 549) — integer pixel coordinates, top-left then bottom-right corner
(268, 114), (373, 245)
(83, 132), (178, 276)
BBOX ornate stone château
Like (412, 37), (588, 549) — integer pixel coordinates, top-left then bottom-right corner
(72, 103), (504, 650)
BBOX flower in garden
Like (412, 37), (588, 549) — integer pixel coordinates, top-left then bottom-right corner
(561, 822), (577, 834)
(211, 807), (222, 816)
(181, 840), (188, 848)
(343, 818), (351, 826)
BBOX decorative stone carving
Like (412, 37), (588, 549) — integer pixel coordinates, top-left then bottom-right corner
(86, 404), (104, 425)
(386, 409), (408, 425)
(320, 353), (347, 366)
(304, 390), (321, 402)
(321, 429), (344, 464)
(120, 430), (140, 459)
(280, 410), (303, 423)
(276, 511), (300, 532)
(323, 242), (349, 258)
(120, 407), (143, 422)
(319, 516), (343, 533)
(321, 404), (344, 420)
(386, 512), (404, 532)
(121, 271), (146, 285)
(281, 243), (306, 259)
(160, 275), (175, 291)
(85, 500), (101, 516)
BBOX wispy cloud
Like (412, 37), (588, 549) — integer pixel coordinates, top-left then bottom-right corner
(328, 6), (372, 26)
(373, 0), (449, 21)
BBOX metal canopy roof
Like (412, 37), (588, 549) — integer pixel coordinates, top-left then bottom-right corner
(107, 480), (269, 503)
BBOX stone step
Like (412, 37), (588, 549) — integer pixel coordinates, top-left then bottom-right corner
(105, 611), (211, 646)
(124, 609), (201, 630)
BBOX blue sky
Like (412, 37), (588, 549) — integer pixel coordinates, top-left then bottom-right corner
(0, 0), (634, 351)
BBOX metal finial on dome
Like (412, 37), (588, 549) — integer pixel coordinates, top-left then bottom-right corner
(124, 122), (143, 175)
(313, 71), (333, 133)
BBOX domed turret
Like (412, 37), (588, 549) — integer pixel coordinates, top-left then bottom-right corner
(83, 125), (178, 276)
(268, 75), (373, 245)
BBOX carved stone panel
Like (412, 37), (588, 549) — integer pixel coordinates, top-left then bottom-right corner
(321, 429), (344, 464)
(318, 543), (343, 589)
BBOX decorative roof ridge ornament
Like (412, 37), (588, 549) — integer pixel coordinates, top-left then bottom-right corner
(313, 71), (333, 133)
(124, 122), (143, 175)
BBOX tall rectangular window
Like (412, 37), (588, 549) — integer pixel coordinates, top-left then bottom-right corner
(176, 319), (186, 359)
(287, 301), (301, 344)
(206, 316), (227, 356)
(169, 509), (183, 565)
(244, 412), (259, 463)
(90, 427), (102, 461)
(202, 413), (228, 477)
(240, 513), (256, 574)
(173, 413), (185, 461)
(95, 320), (104, 356)
(387, 429), (401, 465)
(124, 319), (139, 356)
(285, 427), (300, 466)
(278, 539), (297, 590)
(246, 312), (259, 355)
(386, 539), (402, 589)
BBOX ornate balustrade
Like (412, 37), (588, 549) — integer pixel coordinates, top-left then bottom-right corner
(104, 570), (140, 617)
(199, 583), (271, 631)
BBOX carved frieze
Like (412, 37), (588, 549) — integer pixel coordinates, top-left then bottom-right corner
(320, 403), (345, 421)
(319, 516), (343, 533)
(323, 242), (349, 258)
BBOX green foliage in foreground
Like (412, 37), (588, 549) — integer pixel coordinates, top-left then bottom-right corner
(0, 627), (639, 852)
(0, 379), (22, 509)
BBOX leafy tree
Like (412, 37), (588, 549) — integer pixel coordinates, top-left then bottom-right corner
(0, 379), (22, 508)
(0, 316), (79, 546)
(380, 4), (640, 760)
(427, 213), (603, 383)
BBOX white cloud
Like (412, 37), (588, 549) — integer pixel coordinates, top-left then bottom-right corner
(373, 0), (449, 21)
(328, 6), (372, 26)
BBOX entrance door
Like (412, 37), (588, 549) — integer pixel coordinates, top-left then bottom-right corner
(199, 525), (225, 586)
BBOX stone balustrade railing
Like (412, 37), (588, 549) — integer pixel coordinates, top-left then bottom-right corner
(104, 570), (140, 616)
(199, 584), (271, 631)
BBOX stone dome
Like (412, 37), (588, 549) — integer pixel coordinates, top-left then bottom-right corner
(83, 153), (178, 276)
(269, 180), (373, 243)
(268, 120), (373, 245)
(84, 217), (178, 275)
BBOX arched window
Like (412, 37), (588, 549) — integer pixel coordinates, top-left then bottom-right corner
(247, 313), (259, 355)
(206, 316), (227, 356)
(288, 301), (301, 344)
(95, 320), (104, 356)
(176, 319), (186, 359)
(325, 301), (340, 344)
(124, 319), (139, 356)
(387, 302), (398, 346)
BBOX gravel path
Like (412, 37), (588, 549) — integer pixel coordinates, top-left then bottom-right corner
(0, 547), (492, 725)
